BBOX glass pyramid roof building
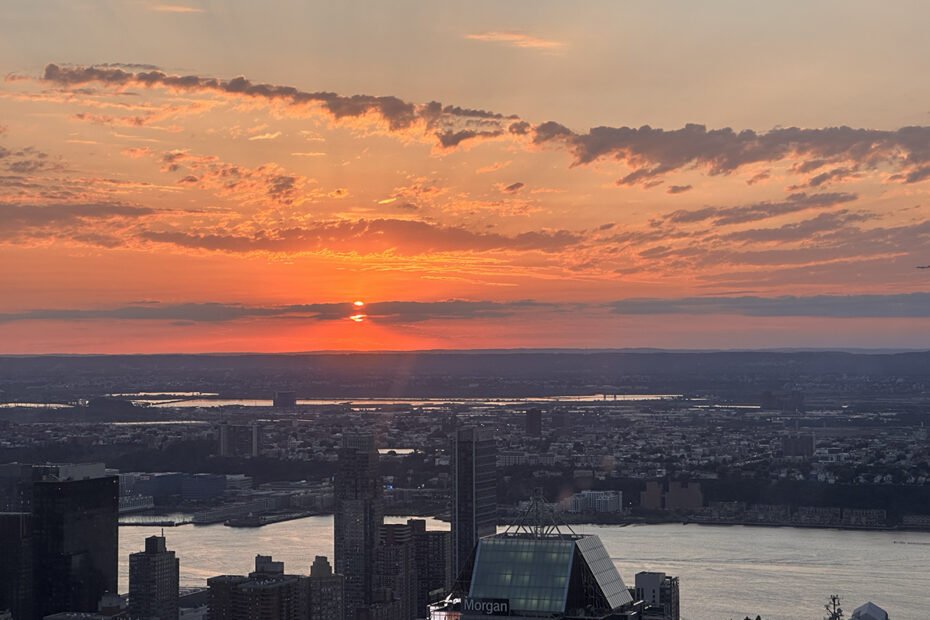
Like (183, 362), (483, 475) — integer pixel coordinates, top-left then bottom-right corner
(432, 495), (634, 620)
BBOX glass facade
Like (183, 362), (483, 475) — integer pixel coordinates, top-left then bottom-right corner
(575, 536), (633, 609)
(467, 537), (575, 614)
(452, 427), (497, 578)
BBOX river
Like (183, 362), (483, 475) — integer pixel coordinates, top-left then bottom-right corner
(118, 518), (929, 619)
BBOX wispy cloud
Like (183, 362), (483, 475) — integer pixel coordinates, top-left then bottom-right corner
(661, 191), (858, 226)
(248, 131), (282, 141)
(151, 4), (204, 13)
(467, 31), (564, 51)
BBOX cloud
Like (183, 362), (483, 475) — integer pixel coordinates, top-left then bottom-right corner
(662, 191), (857, 226)
(0, 201), (155, 242)
(609, 293), (930, 318)
(248, 131), (282, 141)
(7, 293), (930, 326)
(140, 218), (582, 255)
(806, 166), (861, 187)
(436, 129), (503, 149)
(0, 299), (558, 324)
(721, 210), (875, 244)
(532, 122), (930, 185)
(42, 64), (513, 150)
(0, 146), (60, 175)
(94, 62), (162, 71)
(466, 32), (564, 50)
(69, 100), (215, 128)
(155, 152), (311, 206)
(476, 160), (511, 174)
(44, 63), (930, 187)
(903, 166), (930, 184)
(121, 147), (151, 158)
(508, 121), (531, 135)
(500, 182), (525, 194)
(151, 5), (204, 13)
(666, 185), (692, 195)
(626, 214), (930, 277)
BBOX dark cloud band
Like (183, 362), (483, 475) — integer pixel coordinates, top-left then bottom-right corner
(3, 294), (930, 326)
(610, 293), (930, 318)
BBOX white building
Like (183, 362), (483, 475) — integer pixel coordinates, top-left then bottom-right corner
(559, 490), (623, 513)
(634, 571), (680, 620)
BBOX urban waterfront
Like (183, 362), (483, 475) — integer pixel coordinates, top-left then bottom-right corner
(119, 517), (930, 620)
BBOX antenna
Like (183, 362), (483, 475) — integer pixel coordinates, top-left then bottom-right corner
(823, 594), (843, 620)
(503, 488), (577, 539)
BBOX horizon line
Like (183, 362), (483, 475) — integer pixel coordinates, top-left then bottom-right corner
(2, 346), (930, 357)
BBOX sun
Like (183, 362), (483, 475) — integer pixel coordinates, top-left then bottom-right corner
(353, 300), (365, 307)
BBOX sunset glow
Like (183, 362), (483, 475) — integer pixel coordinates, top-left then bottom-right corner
(2, 2), (930, 352)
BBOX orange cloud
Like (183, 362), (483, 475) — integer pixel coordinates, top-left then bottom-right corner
(466, 32), (565, 51)
(121, 147), (151, 158)
(140, 218), (583, 256)
(151, 5), (204, 13)
(248, 131), (282, 141)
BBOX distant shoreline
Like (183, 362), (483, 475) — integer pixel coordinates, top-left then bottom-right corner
(494, 511), (930, 533)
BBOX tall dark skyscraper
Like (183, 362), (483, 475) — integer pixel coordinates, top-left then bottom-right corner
(525, 408), (542, 437)
(451, 427), (496, 579)
(334, 433), (384, 620)
(0, 512), (33, 620)
(407, 519), (450, 615)
(0, 463), (35, 511)
(374, 523), (417, 620)
(31, 464), (119, 617)
(129, 534), (180, 620)
(309, 555), (345, 620)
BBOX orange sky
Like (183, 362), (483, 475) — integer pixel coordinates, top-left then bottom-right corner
(2, 2), (930, 352)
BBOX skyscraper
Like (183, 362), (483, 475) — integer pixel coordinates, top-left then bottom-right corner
(635, 572), (679, 620)
(451, 427), (496, 579)
(0, 463), (34, 511)
(374, 524), (417, 620)
(334, 433), (384, 620)
(309, 556), (344, 620)
(525, 408), (542, 437)
(407, 519), (450, 615)
(207, 556), (308, 620)
(218, 422), (262, 458)
(31, 464), (119, 617)
(430, 526), (636, 620)
(129, 534), (180, 620)
(0, 512), (33, 620)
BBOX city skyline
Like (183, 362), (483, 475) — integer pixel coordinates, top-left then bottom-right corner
(2, 2), (930, 352)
